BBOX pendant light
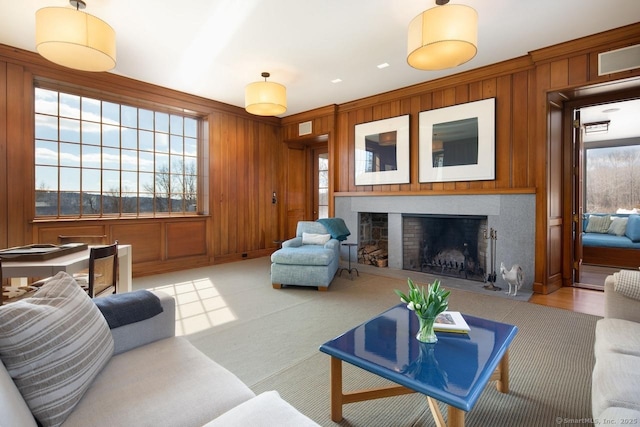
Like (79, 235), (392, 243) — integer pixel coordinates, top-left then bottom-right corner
(245, 72), (287, 116)
(407, 0), (477, 71)
(36, 0), (116, 72)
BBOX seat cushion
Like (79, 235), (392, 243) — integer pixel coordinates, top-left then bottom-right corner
(271, 246), (335, 266)
(592, 352), (640, 417)
(0, 272), (113, 427)
(595, 318), (640, 358)
(63, 336), (256, 427)
(203, 391), (319, 427)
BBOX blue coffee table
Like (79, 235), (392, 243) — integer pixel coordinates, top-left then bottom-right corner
(319, 304), (518, 426)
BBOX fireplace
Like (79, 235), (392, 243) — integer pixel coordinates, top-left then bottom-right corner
(403, 215), (488, 282)
(336, 194), (535, 291)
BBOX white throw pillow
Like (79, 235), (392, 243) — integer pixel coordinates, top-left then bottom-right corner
(607, 217), (628, 236)
(302, 232), (331, 245)
(0, 272), (114, 427)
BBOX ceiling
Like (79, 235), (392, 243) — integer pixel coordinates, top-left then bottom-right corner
(0, 0), (639, 117)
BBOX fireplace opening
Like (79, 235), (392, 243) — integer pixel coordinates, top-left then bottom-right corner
(403, 214), (488, 282)
(358, 212), (388, 267)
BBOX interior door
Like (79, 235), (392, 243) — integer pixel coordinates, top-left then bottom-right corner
(573, 109), (584, 283)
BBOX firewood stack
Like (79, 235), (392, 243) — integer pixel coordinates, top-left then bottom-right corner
(358, 244), (388, 267)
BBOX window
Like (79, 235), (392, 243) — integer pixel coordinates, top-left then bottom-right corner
(35, 87), (201, 217)
(585, 143), (640, 213)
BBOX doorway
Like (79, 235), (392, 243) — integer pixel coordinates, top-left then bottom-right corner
(571, 96), (640, 288)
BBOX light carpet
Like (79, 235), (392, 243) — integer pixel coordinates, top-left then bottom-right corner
(133, 256), (599, 426)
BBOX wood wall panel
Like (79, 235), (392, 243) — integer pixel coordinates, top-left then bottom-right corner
(0, 61), (7, 250)
(37, 225), (107, 245)
(166, 221), (207, 259)
(111, 222), (162, 264)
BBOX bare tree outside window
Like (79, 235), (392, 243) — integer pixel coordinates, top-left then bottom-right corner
(586, 145), (640, 213)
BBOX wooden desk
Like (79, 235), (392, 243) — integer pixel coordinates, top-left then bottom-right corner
(2, 244), (132, 294)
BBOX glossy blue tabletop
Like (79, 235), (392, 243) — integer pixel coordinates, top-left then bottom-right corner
(319, 304), (518, 411)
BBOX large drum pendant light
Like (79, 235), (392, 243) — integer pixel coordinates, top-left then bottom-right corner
(407, 0), (477, 71)
(245, 72), (287, 116)
(36, 0), (116, 72)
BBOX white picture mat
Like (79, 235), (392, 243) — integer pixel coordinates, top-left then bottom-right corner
(355, 115), (410, 185)
(419, 98), (495, 183)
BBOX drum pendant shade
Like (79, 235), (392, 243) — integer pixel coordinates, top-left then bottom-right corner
(245, 73), (287, 116)
(36, 5), (116, 72)
(407, 4), (477, 71)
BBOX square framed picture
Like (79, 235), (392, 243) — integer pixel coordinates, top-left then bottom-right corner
(355, 115), (410, 185)
(419, 98), (495, 183)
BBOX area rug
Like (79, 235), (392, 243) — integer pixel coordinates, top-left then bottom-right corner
(133, 256), (599, 427)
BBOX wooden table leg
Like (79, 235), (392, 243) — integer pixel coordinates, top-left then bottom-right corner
(448, 406), (465, 427)
(427, 396), (465, 427)
(496, 349), (510, 393)
(330, 356), (343, 422)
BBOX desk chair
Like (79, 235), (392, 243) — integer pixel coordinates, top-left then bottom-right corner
(80, 242), (118, 298)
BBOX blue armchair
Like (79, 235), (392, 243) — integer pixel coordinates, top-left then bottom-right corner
(270, 221), (343, 291)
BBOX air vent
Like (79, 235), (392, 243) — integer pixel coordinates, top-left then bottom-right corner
(598, 44), (640, 76)
(298, 121), (312, 136)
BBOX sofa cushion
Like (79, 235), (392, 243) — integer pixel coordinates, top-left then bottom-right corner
(271, 246), (335, 266)
(592, 352), (640, 418)
(0, 272), (113, 427)
(62, 336), (256, 427)
(626, 214), (640, 242)
(595, 318), (640, 358)
(586, 215), (612, 233)
(203, 391), (319, 427)
(302, 232), (331, 245)
(608, 217), (629, 236)
(0, 361), (37, 427)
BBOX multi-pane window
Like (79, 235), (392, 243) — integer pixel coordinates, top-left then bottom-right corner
(585, 143), (640, 212)
(34, 87), (200, 217)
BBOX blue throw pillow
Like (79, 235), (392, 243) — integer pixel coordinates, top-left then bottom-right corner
(625, 214), (640, 243)
(316, 218), (351, 241)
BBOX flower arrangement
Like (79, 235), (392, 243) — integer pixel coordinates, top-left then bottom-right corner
(395, 278), (450, 342)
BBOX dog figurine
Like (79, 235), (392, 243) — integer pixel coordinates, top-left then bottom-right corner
(500, 262), (524, 296)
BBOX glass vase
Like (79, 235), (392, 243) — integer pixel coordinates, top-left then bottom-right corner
(416, 316), (437, 343)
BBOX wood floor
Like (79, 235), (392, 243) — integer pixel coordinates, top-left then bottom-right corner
(529, 265), (613, 318)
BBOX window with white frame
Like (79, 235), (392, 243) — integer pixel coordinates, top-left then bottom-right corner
(34, 87), (201, 217)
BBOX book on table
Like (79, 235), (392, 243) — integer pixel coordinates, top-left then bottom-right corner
(434, 311), (471, 334)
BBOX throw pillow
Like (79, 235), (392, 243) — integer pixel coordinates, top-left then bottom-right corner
(302, 232), (331, 245)
(607, 217), (628, 236)
(585, 215), (612, 233)
(0, 272), (114, 427)
(316, 218), (351, 241)
(625, 214), (640, 243)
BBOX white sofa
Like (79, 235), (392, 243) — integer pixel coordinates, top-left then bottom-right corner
(592, 269), (640, 424)
(0, 272), (318, 427)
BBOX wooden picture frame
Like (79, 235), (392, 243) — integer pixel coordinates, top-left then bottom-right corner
(419, 98), (495, 183)
(355, 115), (410, 185)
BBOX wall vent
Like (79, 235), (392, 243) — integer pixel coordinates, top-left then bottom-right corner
(598, 44), (640, 76)
(298, 121), (312, 136)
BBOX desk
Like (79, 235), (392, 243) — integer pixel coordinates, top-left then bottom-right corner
(2, 244), (132, 294)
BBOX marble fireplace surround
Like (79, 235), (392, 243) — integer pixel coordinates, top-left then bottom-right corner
(335, 194), (535, 291)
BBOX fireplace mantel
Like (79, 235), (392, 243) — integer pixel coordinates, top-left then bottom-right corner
(335, 193), (535, 291)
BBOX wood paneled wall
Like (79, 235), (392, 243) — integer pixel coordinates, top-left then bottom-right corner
(0, 44), (282, 277)
(1, 23), (639, 287)
(282, 23), (640, 294)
